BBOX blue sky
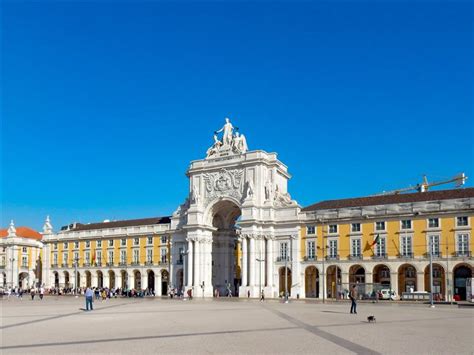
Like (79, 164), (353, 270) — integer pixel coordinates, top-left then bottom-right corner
(1, 1), (473, 231)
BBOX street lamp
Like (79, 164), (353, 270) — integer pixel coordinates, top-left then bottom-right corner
(181, 248), (188, 297)
(317, 219), (327, 303)
(9, 257), (15, 288)
(73, 255), (79, 297)
(429, 238), (435, 308)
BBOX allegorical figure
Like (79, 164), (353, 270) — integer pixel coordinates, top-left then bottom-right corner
(215, 117), (234, 147)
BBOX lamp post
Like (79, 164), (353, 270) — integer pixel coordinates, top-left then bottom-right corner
(73, 255), (79, 297)
(181, 248), (188, 297)
(429, 238), (435, 308)
(317, 219), (327, 304)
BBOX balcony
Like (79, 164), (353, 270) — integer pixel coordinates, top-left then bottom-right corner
(158, 260), (169, 266)
(61, 263), (69, 268)
(325, 255), (339, 261)
(349, 254), (362, 260)
(276, 256), (290, 262)
(398, 252), (414, 259)
(0, 265), (5, 269)
(51, 263), (59, 268)
(372, 253), (387, 260)
(95, 262), (102, 267)
(454, 251), (471, 257)
(424, 252), (442, 258)
(145, 261), (154, 266)
(106, 262), (115, 267)
(303, 256), (317, 262)
(131, 261), (141, 266)
(119, 262), (127, 266)
(83, 262), (91, 267)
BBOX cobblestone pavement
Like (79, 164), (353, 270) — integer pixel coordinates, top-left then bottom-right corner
(1, 296), (472, 354)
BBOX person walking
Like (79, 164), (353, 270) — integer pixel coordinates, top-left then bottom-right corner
(260, 289), (265, 302)
(350, 285), (358, 314)
(85, 287), (94, 311)
(40, 286), (45, 300)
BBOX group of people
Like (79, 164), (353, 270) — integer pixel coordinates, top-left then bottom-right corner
(3, 286), (45, 300)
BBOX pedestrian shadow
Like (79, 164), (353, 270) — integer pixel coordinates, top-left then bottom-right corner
(320, 311), (347, 314)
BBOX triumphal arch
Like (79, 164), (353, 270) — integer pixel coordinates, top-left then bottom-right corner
(171, 118), (301, 298)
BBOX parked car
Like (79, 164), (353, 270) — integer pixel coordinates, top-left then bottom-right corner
(380, 289), (397, 300)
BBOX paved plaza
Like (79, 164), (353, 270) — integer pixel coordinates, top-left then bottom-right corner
(1, 297), (473, 354)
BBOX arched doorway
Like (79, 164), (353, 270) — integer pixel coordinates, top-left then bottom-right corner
(453, 264), (472, 301)
(398, 264), (417, 295)
(134, 270), (141, 290)
(349, 265), (366, 284)
(161, 270), (169, 295)
(326, 265), (341, 299)
(209, 199), (241, 295)
(35, 257), (42, 287)
(305, 266), (318, 298)
(2, 272), (6, 287)
(176, 269), (184, 292)
(121, 270), (128, 289)
(19, 272), (29, 289)
(75, 271), (81, 289)
(373, 264), (391, 287)
(109, 270), (115, 289)
(279, 267), (292, 296)
(147, 270), (155, 293)
(97, 271), (103, 288)
(63, 271), (70, 288)
(424, 264), (445, 300)
(85, 271), (92, 287)
(53, 271), (59, 288)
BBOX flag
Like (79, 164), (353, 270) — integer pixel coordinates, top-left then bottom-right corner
(92, 252), (96, 265)
(370, 234), (380, 247)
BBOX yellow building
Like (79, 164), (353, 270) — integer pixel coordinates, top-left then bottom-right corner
(0, 220), (43, 289)
(300, 188), (474, 301)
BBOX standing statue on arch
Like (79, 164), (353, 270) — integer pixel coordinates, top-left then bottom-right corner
(215, 117), (235, 147)
(206, 117), (248, 158)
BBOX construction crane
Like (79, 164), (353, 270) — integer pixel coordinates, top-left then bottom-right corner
(378, 173), (468, 195)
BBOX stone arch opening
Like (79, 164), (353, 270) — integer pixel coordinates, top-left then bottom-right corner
(147, 270), (155, 293)
(85, 271), (92, 287)
(19, 272), (29, 289)
(120, 270), (128, 289)
(133, 270), (141, 290)
(453, 264), (472, 301)
(373, 264), (391, 287)
(349, 265), (366, 284)
(63, 271), (70, 288)
(53, 271), (59, 288)
(176, 269), (184, 291)
(424, 263), (445, 300)
(97, 270), (103, 288)
(161, 270), (169, 296)
(279, 267), (292, 296)
(326, 265), (342, 299)
(108, 270), (115, 289)
(398, 263), (417, 295)
(305, 266), (319, 298)
(209, 199), (241, 296)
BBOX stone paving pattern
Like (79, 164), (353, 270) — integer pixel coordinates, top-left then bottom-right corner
(1, 297), (473, 354)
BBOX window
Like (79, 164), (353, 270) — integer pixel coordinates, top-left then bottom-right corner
(428, 218), (439, 229)
(22, 256), (28, 267)
(96, 251), (102, 264)
(85, 251), (90, 264)
(351, 223), (361, 233)
(161, 247), (168, 263)
(351, 239), (361, 257)
(428, 235), (440, 256)
(133, 249), (139, 263)
(381, 268), (390, 278)
(53, 253), (58, 265)
(63, 242), (68, 249)
(109, 239), (114, 247)
(108, 251), (114, 264)
(279, 242), (288, 260)
(457, 234), (469, 255)
(328, 240), (338, 258)
(457, 216), (468, 227)
(405, 266), (415, 278)
(53, 243), (58, 250)
(329, 225), (338, 234)
(74, 252), (79, 263)
(307, 226), (315, 235)
(178, 247), (184, 263)
(120, 250), (127, 263)
(307, 241), (315, 259)
(85, 241), (90, 248)
(134, 238), (140, 246)
(161, 236), (167, 244)
(63, 252), (68, 264)
(147, 236), (153, 245)
(401, 235), (412, 257)
(375, 237), (386, 257)
(22, 247), (27, 253)
(121, 239), (126, 246)
(97, 240), (102, 248)
(74, 241), (79, 249)
(375, 221), (385, 231)
(401, 220), (412, 230)
(146, 249), (153, 263)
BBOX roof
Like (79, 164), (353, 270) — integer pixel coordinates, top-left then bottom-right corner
(0, 226), (43, 240)
(63, 216), (171, 232)
(302, 188), (474, 212)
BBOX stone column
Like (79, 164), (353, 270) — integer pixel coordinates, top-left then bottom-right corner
(266, 237), (273, 287)
(103, 273), (109, 289)
(204, 236), (213, 293)
(193, 240), (201, 292)
(186, 239), (193, 287)
(318, 270), (326, 299)
(241, 237), (248, 287)
(141, 273), (147, 291)
(59, 272), (65, 288)
(92, 273), (98, 288)
(390, 272), (399, 295)
(249, 236), (256, 287)
(416, 272), (425, 292)
(155, 272), (162, 296)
